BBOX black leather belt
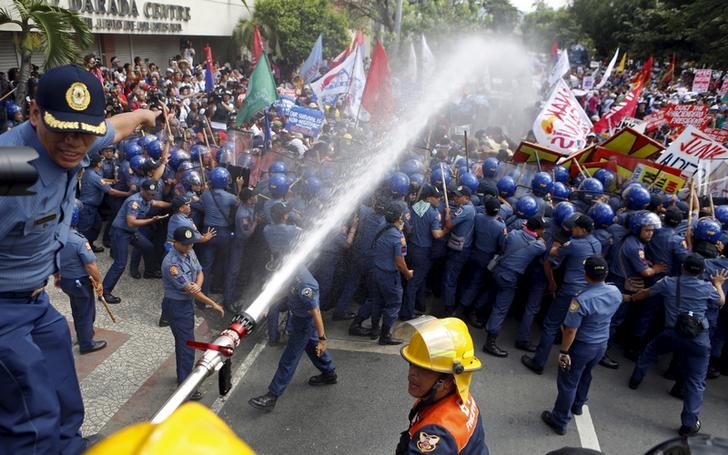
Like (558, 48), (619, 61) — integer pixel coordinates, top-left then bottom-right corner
(0, 281), (48, 299)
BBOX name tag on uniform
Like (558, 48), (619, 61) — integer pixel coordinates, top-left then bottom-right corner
(35, 213), (57, 225)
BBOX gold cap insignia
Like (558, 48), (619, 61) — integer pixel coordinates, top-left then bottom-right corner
(185, 229), (193, 239)
(66, 82), (91, 111)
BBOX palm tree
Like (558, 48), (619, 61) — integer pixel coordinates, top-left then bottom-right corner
(0, 0), (94, 110)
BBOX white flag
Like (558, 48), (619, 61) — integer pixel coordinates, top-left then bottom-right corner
(310, 45), (359, 105)
(298, 35), (323, 84)
(596, 48), (619, 89)
(347, 46), (369, 121)
(548, 50), (570, 87)
(533, 79), (593, 154)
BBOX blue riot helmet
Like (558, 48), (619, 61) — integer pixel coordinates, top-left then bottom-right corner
(269, 160), (289, 175)
(588, 202), (615, 229)
(129, 155), (147, 173)
(409, 173), (425, 193)
(125, 143), (143, 161)
(621, 181), (643, 198)
(190, 144), (209, 162)
(169, 149), (191, 171)
(552, 182), (571, 201)
(573, 172), (586, 187)
(531, 171), (554, 196)
(623, 185), (651, 211)
(497, 175), (516, 198)
(482, 157), (500, 178)
(629, 210), (662, 236)
(209, 167), (230, 190)
(70, 199), (83, 227)
(553, 201), (576, 228)
(454, 157), (467, 168)
(715, 205), (728, 228)
(143, 139), (163, 160)
(593, 168), (616, 192)
(177, 161), (197, 175)
(430, 167), (452, 187)
(181, 171), (202, 191)
(6, 101), (20, 117)
(400, 158), (424, 176)
(515, 195), (538, 219)
(389, 171), (411, 197)
(694, 217), (722, 243)
(457, 165), (469, 177)
(137, 135), (157, 150)
(578, 178), (603, 202)
(553, 165), (569, 184)
(302, 177), (322, 199)
(269, 172), (290, 199)
(459, 172), (479, 193)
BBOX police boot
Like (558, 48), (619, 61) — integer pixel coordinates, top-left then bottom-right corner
(707, 356), (721, 379)
(483, 333), (508, 358)
(348, 318), (371, 337)
(369, 321), (381, 340)
(249, 392), (277, 411)
(378, 325), (403, 346)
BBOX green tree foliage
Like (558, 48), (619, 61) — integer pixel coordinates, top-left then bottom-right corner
(521, 1), (585, 53)
(0, 0), (94, 109)
(234, 0), (350, 76)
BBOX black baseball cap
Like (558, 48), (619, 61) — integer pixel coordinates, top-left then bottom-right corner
(420, 184), (441, 200)
(88, 151), (103, 164)
(574, 214), (595, 232)
(526, 215), (545, 231)
(484, 197), (501, 215)
(584, 255), (608, 281)
(270, 202), (292, 223)
(36, 64), (107, 135)
(171, 195), (191, 210)
(683, 253), (705, 275)
(448, 183), (472, 198)
(239, 186), (258, 201)
(140, 179), (157, 192)
(173, 226), (196, 245)
(664, 206), (683, 226)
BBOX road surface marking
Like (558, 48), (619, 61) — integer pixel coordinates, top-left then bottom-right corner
(211, 341), (267, 414)
(574, 405), (601, 451)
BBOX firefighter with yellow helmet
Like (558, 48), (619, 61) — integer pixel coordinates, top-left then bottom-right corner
(397, 317), (489, 454)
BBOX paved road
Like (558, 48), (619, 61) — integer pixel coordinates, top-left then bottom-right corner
(50, 251), (728, 454)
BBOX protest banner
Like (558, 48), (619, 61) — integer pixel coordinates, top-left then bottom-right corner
(702, 127), (728, 144)
(644, 110), (667, 132)
(720, 78), (728, 96)
(631, 163), (686, 194)
(591, 147), (682, 177)
(533, 79), (593, 155)
(582, 76), (594, 90)
(273, 96), (296, 118)
(618, 116), (647, 134)
(285, 105), (325, 137)
(657, 126), (728, 179)
(691, 69), (712, 93)
(599, 127), (665, 159)
(512, 141), (563, 166)
(665, 104), (708, 128)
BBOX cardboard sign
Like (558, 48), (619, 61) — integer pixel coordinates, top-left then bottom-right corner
(719, 78), (728, 96)
(702, 127), (728, 144)
(599, 127), (665, 159)
(618, 116), (647, 134)
(285, 105), (325, 137)
(665, 104), (708, 128)
(512, 141), (563, 166)
(582, 76), (594, 90)
(657, 126), (728, 178)
(691, 69), (712, 93)
(644, 110), (667, 132)
(631, 163), (686, 194)
(591, 147), (682, 177)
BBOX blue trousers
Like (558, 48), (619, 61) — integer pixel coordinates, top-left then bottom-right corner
(459, 255), (491, 310)
(370, 268), (403, 328)
(0, 292), (85, 455)
(199, 226), (233, 296)
(77, 204), (101, 245)
(59, 277), (97, 351)
(442, 249), (470, 310)
(314, 251), (340, 314)
(518, 262), (547, 344)
(532, 290), (576, 369)
(268, 314), (335, 397)
(633, 294), (664, 340)
(103, 227), (155, 294)
(631, 329), (710, 427)
(710, 307), (727, 358)
(102, 196), (123, 244)
(162, 297), (195, 384)
(485, 270), (518, 335)
(402, 245), (432, 319)
(224, 237), (247, 309)
(550, 341), (607, 431)
(267, 298), (288, 343)
(335, 254), (368, 312)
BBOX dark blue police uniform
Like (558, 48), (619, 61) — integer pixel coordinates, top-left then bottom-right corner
(78, 166), (111, 245)
(442, 202), (475, 311)
(459, 212), (505, 311)
(199, 188), (237, 296)
(402, 200), (442, 319)
(370, 224), (407, 330)
(226, 203), (257, 308)
(264, 221), (302, 341)
(59, 230), (99, 351)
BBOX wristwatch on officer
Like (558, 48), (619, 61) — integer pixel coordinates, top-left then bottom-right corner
(318, 335), (327, 341)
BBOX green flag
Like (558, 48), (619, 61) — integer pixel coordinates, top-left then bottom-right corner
(236, 52), (278, 126)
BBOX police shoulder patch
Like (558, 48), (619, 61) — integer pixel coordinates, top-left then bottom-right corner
(301, 287), (314, 299)
(416, 432), (440, 453)
(131, 201), (139, 210)
(169, 265), (179, 276)
(563, 240), (571, 247)
(638, 250), (645, 259)
(569, 300), (580, 313)
(85, 241), (92, 251)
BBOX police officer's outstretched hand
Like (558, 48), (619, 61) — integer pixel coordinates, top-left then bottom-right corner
(201, 227), (217, 242)
(711, 269), (728, 287)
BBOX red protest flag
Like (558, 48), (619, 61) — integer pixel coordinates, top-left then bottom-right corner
(631, 56), (653, 87)
(361, 41), (393, 123)
(252, 25), (264, 67)
(551, 41), (559, 62)
(659, 54), (676, 88)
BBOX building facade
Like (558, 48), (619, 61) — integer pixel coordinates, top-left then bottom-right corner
(0, 0), (250, 71)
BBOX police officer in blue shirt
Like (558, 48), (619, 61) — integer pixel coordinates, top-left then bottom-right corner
(0, 64), (157, 454)
(249, 265), (336, 411)
(523, 215), (601, 372)
(484, 216), (546, 357)
(100, 145), (117, 179)
(441, 184), (476, 314)
(78, 151), (131, 252)
(459, 197), (506, 325)
(369, 201), (414, 345)
(166, 195), (215, 248)
(59, 200), (107, 354)
(402, 184), (445, 320)
(226, 187), (259, 311)
(162, 226), (225, 401)
(102, 179), (170, 303)
(627, 254), (726, 437)
(540, 256), (622, 435)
